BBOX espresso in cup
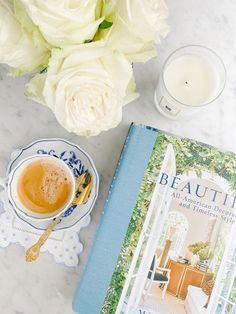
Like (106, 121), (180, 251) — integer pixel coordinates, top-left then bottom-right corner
(17, 158), (73, 214)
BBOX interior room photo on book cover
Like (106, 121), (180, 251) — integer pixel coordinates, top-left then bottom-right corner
(102, 131), (236, 314)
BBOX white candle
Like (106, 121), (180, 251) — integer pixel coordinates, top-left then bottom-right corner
(164, 55), (218, 106)
(155, 46), (226, 119)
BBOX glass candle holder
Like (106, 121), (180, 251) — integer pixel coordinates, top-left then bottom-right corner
(154, 45), (226, 119)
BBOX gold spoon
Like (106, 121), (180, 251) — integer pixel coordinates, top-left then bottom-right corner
(25, 173), (92, 262)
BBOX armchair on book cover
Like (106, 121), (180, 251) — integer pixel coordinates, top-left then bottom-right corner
(144, 255), (171, 300)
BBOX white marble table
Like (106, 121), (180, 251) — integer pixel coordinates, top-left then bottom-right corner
(0, 1), (236, 313)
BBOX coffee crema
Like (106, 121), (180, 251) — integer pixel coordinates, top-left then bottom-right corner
(17, 159), (72, 214)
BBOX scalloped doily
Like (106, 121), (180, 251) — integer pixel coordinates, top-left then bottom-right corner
(0, 189), (90, 267)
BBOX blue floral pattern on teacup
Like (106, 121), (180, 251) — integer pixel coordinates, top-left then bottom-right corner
(37, 149), (87, 218)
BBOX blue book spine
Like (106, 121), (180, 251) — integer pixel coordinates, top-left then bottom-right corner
(72, 124), (158, 314)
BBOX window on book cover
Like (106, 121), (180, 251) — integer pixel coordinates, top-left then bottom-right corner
(157, 210), (189, 259)
(214, 241), (236, 313)
(117, 144), (176, 313)
(211, 222), (230, 275)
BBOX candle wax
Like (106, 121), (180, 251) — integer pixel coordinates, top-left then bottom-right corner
(164, 54), (219, 106)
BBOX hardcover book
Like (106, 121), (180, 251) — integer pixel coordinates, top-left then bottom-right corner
(73, 124), (236, 314)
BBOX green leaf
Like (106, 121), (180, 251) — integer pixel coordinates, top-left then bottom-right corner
(40, 67), (47, 74)
(99, 20), (113, 29)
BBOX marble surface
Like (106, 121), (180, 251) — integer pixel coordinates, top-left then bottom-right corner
(0, 0), (236, 313)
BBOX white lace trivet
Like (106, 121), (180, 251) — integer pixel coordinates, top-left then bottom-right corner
(0, 189), (90, 267)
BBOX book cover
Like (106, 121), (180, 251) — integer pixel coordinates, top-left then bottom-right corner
(73, 124), (236, 314)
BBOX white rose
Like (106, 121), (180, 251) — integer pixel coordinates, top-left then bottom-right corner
(106, 0), (169, 63)
(0, 1), (21, 53)
(118, 0), (169, 42)
(21, 0), (104, 46)
(26, 41), (138, 136)
(0, 0), (50, 75)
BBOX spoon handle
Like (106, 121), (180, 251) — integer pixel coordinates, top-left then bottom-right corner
(25, 214), (63, 262)
(37, 214), (62, 247)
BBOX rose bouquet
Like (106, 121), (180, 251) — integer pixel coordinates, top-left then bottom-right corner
(0, 0), (169, 136)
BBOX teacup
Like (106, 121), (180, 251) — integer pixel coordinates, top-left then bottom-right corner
(0, 155), (76, 221)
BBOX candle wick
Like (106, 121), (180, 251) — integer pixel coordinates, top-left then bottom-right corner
(185, 81), (188, 85)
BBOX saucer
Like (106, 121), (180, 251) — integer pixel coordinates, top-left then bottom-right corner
(7, 138), (99, 231)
